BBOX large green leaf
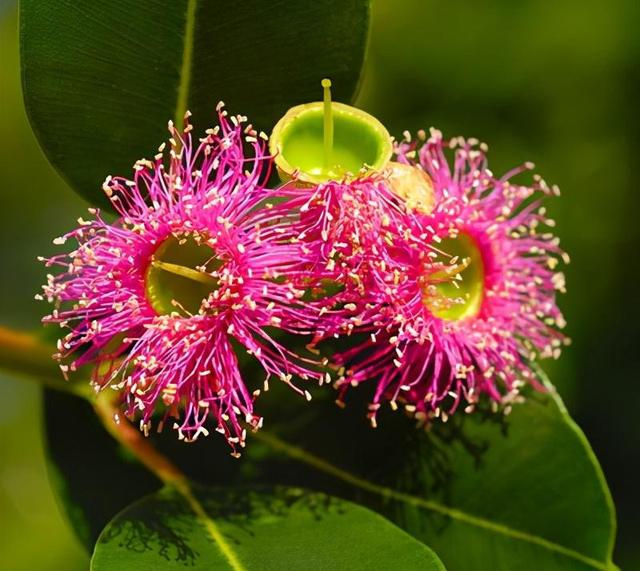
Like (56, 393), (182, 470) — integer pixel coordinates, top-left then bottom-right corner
(44, 382), (617, 570)
(90, 486), (445, 570)
(244, 387), (618, 571)
(20, 0), (370, 206)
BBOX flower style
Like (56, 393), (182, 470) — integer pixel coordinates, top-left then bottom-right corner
(332, 129), (568, 425)
(40, 107), (327, 453)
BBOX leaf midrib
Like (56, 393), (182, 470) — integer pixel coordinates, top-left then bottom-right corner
(175, 481), (246, 571)
(174, 0), (198, 126)
(255, 430), (611, 570)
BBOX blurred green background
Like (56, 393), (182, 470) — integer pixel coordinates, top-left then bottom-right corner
(1, 1), (638, 568)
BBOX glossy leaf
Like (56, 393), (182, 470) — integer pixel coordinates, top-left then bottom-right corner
(90, 486), (445, 570)
(243, 387), (618, 571)
(44, 381), (617, 570)
(20, 0), (370, 206)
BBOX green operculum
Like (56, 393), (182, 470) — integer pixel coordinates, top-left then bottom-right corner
(145, 234), (223, 316)
(422, 232), (485, 321)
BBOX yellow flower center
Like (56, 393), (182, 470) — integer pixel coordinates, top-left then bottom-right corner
(423, 232), (485, 321)
(145, 235), (222, 316)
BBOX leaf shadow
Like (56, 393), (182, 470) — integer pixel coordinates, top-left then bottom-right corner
(98, 486), (348, 565)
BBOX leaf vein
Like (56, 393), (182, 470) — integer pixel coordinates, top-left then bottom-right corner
(174, 0), (198, 126)
(175, 481), (246, 571)
(255, 431), (610, 571)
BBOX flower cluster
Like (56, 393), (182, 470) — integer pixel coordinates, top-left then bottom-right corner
(41, 110), (567, 451)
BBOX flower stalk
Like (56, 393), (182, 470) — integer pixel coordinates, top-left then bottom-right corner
(0, 325), (198, 487)
(93, 392), (184, 484)
(0, 326), (89, 397)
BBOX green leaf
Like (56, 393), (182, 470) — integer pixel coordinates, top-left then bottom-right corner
(90, 486), (445, 570)
(44, 383), (617, 570)
(242, 387), (617, 571)
(20, 0), (370, 206)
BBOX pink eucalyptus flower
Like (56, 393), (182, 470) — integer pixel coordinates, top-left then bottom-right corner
(40, 107), (327, 453)
(333, 129), (568, 425)
(266, 174), (427, 340)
